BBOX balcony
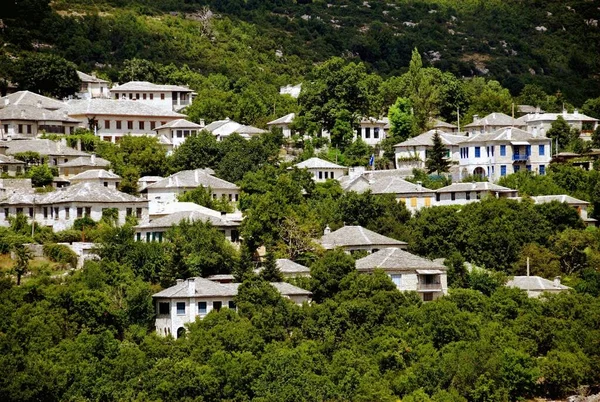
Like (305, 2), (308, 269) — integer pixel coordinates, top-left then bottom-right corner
(417, 282), (443, 291)
(512, 154), (529, 162)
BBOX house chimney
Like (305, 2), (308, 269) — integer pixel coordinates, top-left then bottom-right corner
(473, 114), (479, 122)
(200, 119), (205, 127)
(506, 127), (512, 140)
(526, 257), (530, 277)
(91, 154), (96, 164)
(220, 211), (226, 217)
(574, 109), (579, 115)
(553, 276), (561, 287)
(324, 225), (331, 235)
(416, 181), (422, 191)
(36, 100), (42, 108)
(77, 138), (82, 151)
(168, 176), (173, 186)
(20, 109), (25, 119)
(194, 169), (199, 183)
(3, 99), (9, 107)
(176, 279), (184, 284)
(187, 278), (195, 295)
(562, 109), (567, 116)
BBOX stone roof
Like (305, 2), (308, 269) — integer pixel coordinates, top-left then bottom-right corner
(432, 119), (458, 129)
(40, 182), (145, 204)
(517, 111), (598, 124)
(5, 139), (90, 157)
(0, 154), (26, 165)
(320, 225), (407, 249)
(135, 209), (240, 230)
(435, 182), (516, 193)
(145, 169), (238, 191)
(464, 112), (524, 128)
(517, 105), (544, 114)
(529, 194), (589, 205)
(294, 157), (346, 169)
(368, 176), (435, 195)
(276, 259), (311, 275)
(69, 169), (121, 181)
(111, 81), (193, 93)
(155, 119), (205, 130)
(463, 127), (548, 144)
(153, 277), (311, 298)
(0, 104), (80, 123)
(267, 113), (295, 125)
(356, 248), (446, 272)
(77, 71), (109, 84)
(57, 156), (111, 168)
(65, 99), (185, 118)
(506, 276), (570, 291)
(394, 130), (466, 148)
(0, 91), (66, 110)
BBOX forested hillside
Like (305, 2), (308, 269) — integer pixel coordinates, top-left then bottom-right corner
(2, 0), (600, 104)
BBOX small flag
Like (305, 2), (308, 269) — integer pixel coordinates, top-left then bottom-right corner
(369, 154), (375, 166)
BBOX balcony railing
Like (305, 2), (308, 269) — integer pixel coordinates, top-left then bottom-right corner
(417, 282), (442, 291)
(512, 154), (529, 161)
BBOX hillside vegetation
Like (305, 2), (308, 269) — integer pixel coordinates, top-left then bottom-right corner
(1, 0), (600, 104)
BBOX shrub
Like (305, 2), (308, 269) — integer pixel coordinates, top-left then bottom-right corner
(43, 243), (78, 267)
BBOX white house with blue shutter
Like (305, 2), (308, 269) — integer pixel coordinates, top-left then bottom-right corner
(457, 127), (552, 182)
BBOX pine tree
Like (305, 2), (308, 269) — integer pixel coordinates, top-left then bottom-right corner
(260, 249), (283, 282)
(426, 130), (450, 174)
(234, 243), (256, 282)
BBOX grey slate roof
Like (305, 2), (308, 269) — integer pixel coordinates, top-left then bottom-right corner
(394, 130), (466, 148)
(320, 225), (407, 249)
(135, 210), (240, 230)
(77, 71), (109, 84)
(267, 113), (295, 125)
(368, 176), (435, 195)
(0, 104), (80, 123)
(111, 81), (193, 93)
(154, 119), (204, 130)
(58, 156), (110, 168)
(435, 182), (516, 193)
(0, 91), (66, 110)
(69, 169), (121, 181)
(153, 278), (311, 298)
(529, 195), (589, 205)
(5, 139), (90, 157)
(276, 259), (311, 275)
(517, 111), (598, 124)
(506, 276), (570, 291)
(464, 112), (524, 128)
(40, 182), (145, 204)
(0, 154), (26, 165)
(432, 119), (458, 129)
(145, 169), (238, 191)
(65, 99), (185, 118)
(463, 127), (548, 144)
(356, 248), (446, 272)
(294, 157), (346, 169)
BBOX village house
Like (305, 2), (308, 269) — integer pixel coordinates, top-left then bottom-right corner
(506, 275), (571, 298)
(68, 169), (121, 189)
(76, 71), (110, 99)
(355, 117), (387, 146)
(319, 225), (407, 254)
(64, 98), (185, 143)
(203, 118), (266, 141)
(0, 182), (148, 231)
(57, 154), (111, 177)
(142, 168), (240, 215)
(431, 119), (459, 133)
(0, 91), (81, 138)
(267, 113), (296, 138)
(110, 81), (195, 112)
(5, 138), (90, 166)
(293, 157), (347, 182)
(464, 112), (526, 136)
(458, 127), (552, 181)
(394, 129), (465, 171)
(509, 194), (598, 227)
(0, 145), (25, 176)
(355, 248), (448, 301)
(134, 208), (241, 243)
(154, 118), (205, 154)
(153, 277), (311, 337)
(517, 110), (599, 141)
(435, 182), (518, 205)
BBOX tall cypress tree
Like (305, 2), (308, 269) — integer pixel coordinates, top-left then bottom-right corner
(426, 130), (450, 175)
(260, 249), (283, 282)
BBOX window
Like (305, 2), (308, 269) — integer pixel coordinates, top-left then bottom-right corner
(435, 193), (440, 202)
(474, 147), (481, 158)
(116, 120), (122, 130)
(500, 145), (506, 156)
(127, 121), (133, 130)
(539, 165), (546, 175)
(476, 191), (481, 200)
(491, 146), (495, 156)
(29, 208), (33, 218)
(324, 171), (329, 179)
(136, 93), (140, 99)
(146, 232), (151, 242)
(27, 125), (32, 134)
(77, 207), (83, 218)
(128, 93), (133, 99)
(410, 197), (417, 207)
(390, 274), (401, 287)
(126, 207), (133, 217)
(143, 93), (147, 100)
(526, 165), (532, 171)
(159, 302), (170, 315)
(423, 293), (434, 302)
(231, 230), (240, 243)
(54, 207), (59, 220)
(451, 192), (456, 201)
(365, 127), (371, 139)
(16, 207), (23, 215)
(104, 181), (108, 187)
(514, 165), (520, 172)
(150, 93), (154, 100)
(228, 301), (236, 309)
(176, 130), (183, 138)
(18, 124), (23, 134)
(105, 120), (110, 129)
(3, 124), (8, 134)
(526, 145), (531, 156)
(136, 208), (142, 219)
(330, 171), (335, 179)
(374, 127), (380, 138)
(318, 171), (323, 180)
(213, 301), (222, 312)
(486, 146), (489, 157)
(198, 302), (207, 314)
(150, 121), (156, 130)
(501, 165), (507, 176)
(3, 208), (8, 220)
(136, 233), (141, 241)
(160, 93), (165, 100)
(85, 207), (91, 216)
(466, 192), (471, 201)
(425, 197), (431, 207)
(176, 302), (186, 315)
(139, 121), (145, 130)
(43, 207), (49, 218)
(539, 145), (545, 156)
(2, 166), (7, 173)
